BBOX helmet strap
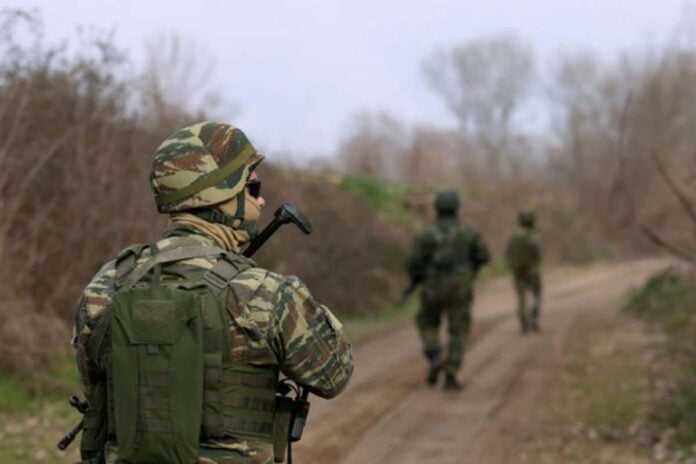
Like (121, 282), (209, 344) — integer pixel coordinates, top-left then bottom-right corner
(191, 191), (259, 239)
(437, 209), (458, 219)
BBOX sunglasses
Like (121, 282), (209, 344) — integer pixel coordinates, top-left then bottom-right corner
(246, 178), (262, 199)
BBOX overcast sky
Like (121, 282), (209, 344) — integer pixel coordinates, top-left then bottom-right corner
(2, 0), (691, 158)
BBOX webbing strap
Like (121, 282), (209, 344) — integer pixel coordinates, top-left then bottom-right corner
(137, 418), (172, 433)
(140, 396), (169, 410)
(221, 371), (276, 389)
(204, 417), (273, 436)
(139, 372), (169, 387)
(204, 368), (220, 386)
(204, 393), (274, 412)
(114, 244), (147, 288)
(203, 368), (278, 390)
(203, 254), (251, 293)
(120, 245), (226, 289)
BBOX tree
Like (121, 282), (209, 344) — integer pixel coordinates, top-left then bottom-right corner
(422, 35), (535, 175)
(141, 33), (234, 129)
(337, 111), (408, 178)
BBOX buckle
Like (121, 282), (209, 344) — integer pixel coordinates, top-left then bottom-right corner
(203, 270), (228, 293)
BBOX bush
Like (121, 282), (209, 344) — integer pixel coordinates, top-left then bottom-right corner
(339, 174), (420, 229)
(625, 267), (696, 332)
(0, 11), (416, 372)
(624, 267), (696, 455)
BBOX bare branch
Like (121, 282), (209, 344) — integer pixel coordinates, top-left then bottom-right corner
(651, 150), (696, 228)
(639, 223), (696, 262)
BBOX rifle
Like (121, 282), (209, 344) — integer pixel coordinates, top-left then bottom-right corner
(57, 395), (90, 451)
(243, 203), (312, 257)
(245, 204), (313, 464)
(59, 203), (314, 454)
(400, 278), (422, 305)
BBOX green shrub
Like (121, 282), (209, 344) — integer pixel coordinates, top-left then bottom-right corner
(625, 267), (695, 331)
(339, 175), (419, 229)
(625, 267), (696, 455)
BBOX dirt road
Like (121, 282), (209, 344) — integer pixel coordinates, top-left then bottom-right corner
(293, 258), (667, 464)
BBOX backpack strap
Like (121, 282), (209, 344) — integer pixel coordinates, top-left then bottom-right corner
(203, 253), (255, 294)
(117, 245), (227, 290)
(148, 241), (162, 285)
(114, 244), (148, 289)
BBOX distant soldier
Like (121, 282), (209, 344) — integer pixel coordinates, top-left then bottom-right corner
(506, 210), (542, 334)
(406, 189), (490, 390)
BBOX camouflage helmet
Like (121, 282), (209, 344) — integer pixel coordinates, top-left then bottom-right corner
(434, 189), (460, 214)
(150, 121), (264, 213)
(518, 210), (535, 228)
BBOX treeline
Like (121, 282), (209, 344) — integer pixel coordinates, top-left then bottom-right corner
(335, 32), (696, 262)
(2, 8), (695, 372)
(0, 10), (172, 371)
(0, 10), (410, 372)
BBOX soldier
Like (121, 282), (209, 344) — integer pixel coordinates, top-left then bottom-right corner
(406, 189), (490, 391)
(505, 210), (542, 334)
(72, 122), (353, 464)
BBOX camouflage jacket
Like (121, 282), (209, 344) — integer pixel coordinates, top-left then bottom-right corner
(505, 227), (541, 275)
(406, 217), (490, 285)
(74, 226), (353, 462)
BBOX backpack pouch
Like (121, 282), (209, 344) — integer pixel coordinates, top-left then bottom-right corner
(111, 286), (204, 464)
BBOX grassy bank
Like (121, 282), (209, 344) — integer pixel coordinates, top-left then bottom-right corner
(624, 267), (696, 458)
(0, 298), (419, 464)
(527, 266), (696, 463)
(529, 306), (654, 463)
(0, 354), (81, 463)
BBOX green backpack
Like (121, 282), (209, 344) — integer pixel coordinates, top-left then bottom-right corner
(507, 230), (539, 273)
(430, 224), (469, 273)
(90, 243), (280, 463)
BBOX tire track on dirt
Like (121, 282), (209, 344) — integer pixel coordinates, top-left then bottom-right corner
(294, 259), (667, 464)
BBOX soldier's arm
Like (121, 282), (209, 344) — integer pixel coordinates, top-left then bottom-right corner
(73, 266), (115, 461)
(74, 264), (116, 392)
(471, 230), (491, 271)
(532, 233), (542, 264)
(74, 296), (95, 392)
(406, 231), (435, 282)
(504, 236), (515, 266)
(271, 276), (353, 399)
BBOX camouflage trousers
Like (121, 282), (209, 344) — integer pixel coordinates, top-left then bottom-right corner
(513, 270), (542, 331)
(197, 445), (274, 464)
(103, 440), (275, 464)
(416, 279), (473, 375)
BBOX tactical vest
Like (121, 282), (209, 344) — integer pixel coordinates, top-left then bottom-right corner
(429, 224), (470, 274)
(89, 243), (280, 463)
(508, 230), (539, 273)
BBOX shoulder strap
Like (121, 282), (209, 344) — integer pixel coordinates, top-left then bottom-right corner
(117, 245), (227, 290)
(114, 244), (148, 288)
(203, 253), (255, 294)
(432, 223), (456, 246)
(429, 224), (443, 245)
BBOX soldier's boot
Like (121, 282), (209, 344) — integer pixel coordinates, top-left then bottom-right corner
(519, 314), (529, 334)
(531, 299), (541, 332)
(443, 373), (463, 391)
(520, 320), (528, 334)
(518, 299), (528, 334)
(531, 319), (541, 332)
(425, 350), (442, 386)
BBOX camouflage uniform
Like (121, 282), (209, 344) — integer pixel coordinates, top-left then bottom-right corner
(505, 211), (542, 333)
(406, 190), (489, 390)
(73, 122), (353, 464)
